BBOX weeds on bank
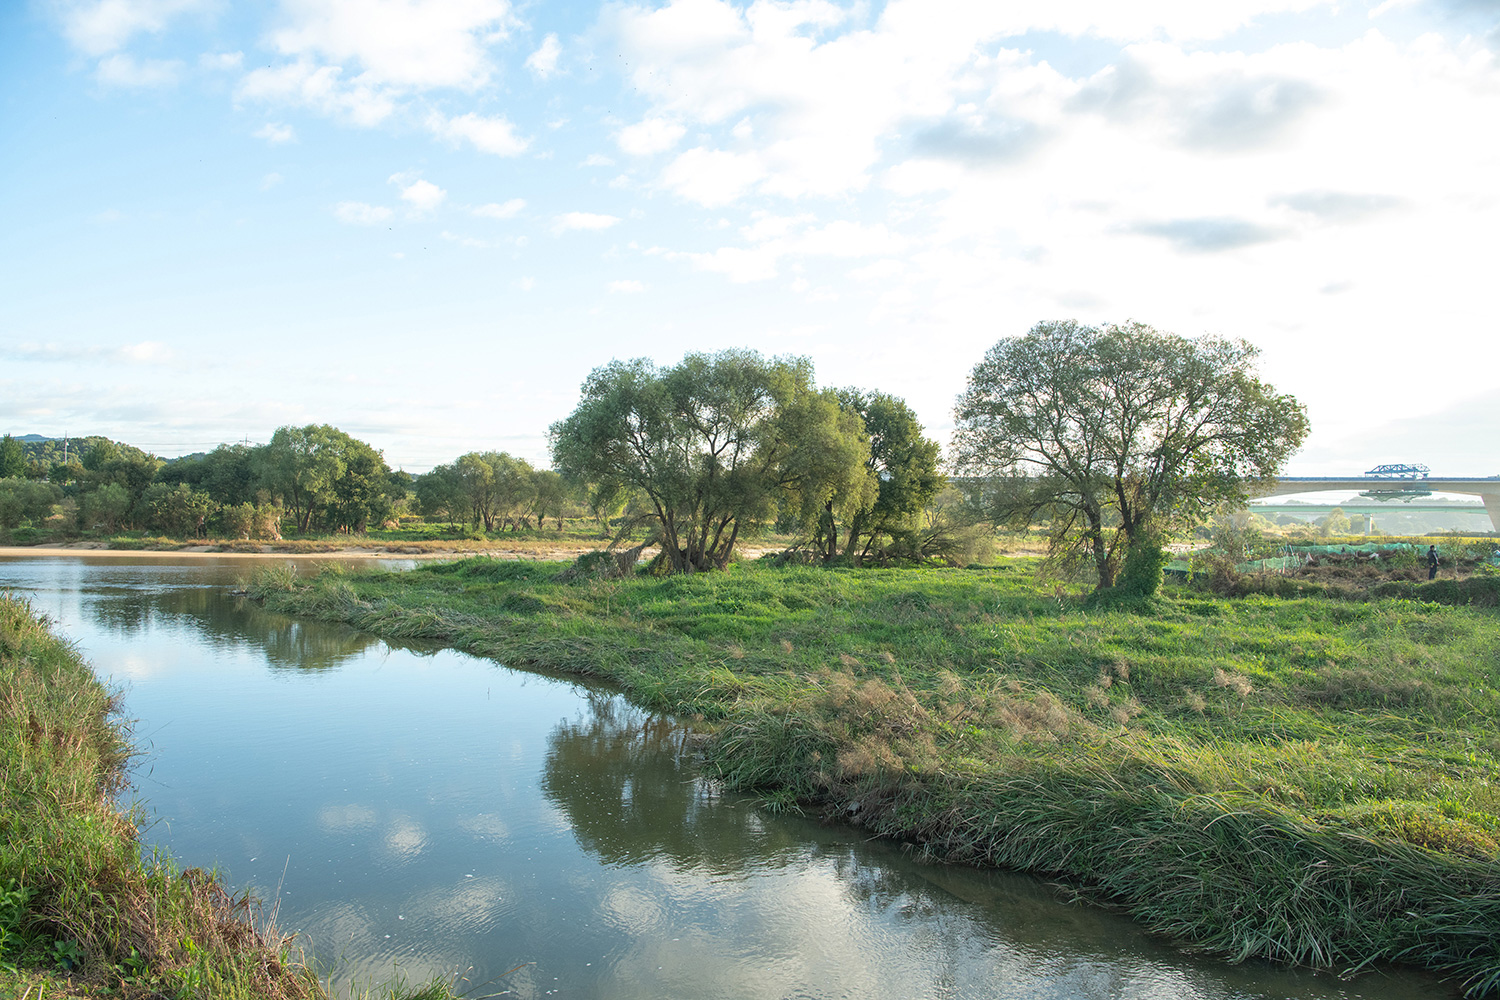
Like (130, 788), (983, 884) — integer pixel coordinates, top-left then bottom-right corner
(249, 557), (1500, 993)
(0, 596), (467, 1000)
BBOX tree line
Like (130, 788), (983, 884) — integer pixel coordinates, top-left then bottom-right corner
(3, 319), (1308, 590)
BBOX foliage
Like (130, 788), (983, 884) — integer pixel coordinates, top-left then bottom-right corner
(952, 320), (1308, 589)
(0, 435), (26, 479)
(0, 478), (63, 532)
(551, 349), (856, 573)
(836, 390), (946, 563)
(142, 482), (216, 537)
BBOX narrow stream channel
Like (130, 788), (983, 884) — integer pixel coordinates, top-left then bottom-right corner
(0, 555), (1461, 999)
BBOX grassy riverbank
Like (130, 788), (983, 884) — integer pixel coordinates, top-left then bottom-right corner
(251, 557), (1500, 994)
(0, 596), (462, 1000)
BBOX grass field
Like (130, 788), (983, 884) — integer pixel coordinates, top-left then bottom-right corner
(250, 555), (1500, 994)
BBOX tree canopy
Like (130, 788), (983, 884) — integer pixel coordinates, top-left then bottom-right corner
(552, 350), (872, 573)
(952, 319), (1308, 589)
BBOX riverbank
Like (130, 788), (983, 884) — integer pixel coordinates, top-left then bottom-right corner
(251, 557), (1500, 995)
(0, 596), (459, 1000)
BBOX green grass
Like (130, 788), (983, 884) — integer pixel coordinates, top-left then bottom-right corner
(0, 596), (468, 1000)
(251, 556), (1500, 994)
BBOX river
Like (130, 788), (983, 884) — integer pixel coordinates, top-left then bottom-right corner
(0, 554), (1459, 999)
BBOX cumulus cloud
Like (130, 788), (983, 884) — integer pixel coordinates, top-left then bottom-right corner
(661, 147), (767, 206)
(335, 201), (393, 224)
(552, 211), (621, 233)
(671, 216), (906, 282)
(395, 178), (447, 214)
(1271, 190), (1408, 222)
(911, 117), (1047, 166)
(56, 0), (207, 56)
(526, 32), (562, 78)
(426, 111), (528, 156)
(265, 0), (514, 90)
(1071, 49), (1324, 152)
(199, 51), (244, 71)
(472, 198), (525, 219)
(616, 117), (687, 156)
(237, 60), (397, 126)
(254, 121), (296, 143)
(95, 53), (183, 88)
(1122, 217), (1286, 252)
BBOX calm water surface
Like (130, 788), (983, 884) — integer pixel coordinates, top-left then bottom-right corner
(0, 555), (1460, 1000)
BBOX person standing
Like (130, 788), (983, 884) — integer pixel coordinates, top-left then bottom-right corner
(1427, 545), (1439, 580)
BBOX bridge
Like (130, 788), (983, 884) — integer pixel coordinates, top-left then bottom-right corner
(1254, 477), (1500, 531)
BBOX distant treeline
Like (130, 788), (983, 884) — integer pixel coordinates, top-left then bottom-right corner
(0, 428), (577, 540)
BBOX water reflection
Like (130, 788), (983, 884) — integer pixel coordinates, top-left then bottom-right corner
(0, 555), (1461, 1000)
(543, 694), (806, 872)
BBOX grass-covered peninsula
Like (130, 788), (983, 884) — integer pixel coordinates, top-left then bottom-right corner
(0, 596), (462, 1000)
(251, 556), (1500, 994)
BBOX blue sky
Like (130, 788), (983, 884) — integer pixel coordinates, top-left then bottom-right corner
(3, 0), (1498, 475)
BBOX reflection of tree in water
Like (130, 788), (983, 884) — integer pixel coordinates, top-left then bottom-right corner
(85, 585), (394, 672)
(541, 693), (809, 872)
(542, 695), (1355, 998)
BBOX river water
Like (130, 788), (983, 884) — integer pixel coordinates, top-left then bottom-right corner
(0, 555), (1460, 1000)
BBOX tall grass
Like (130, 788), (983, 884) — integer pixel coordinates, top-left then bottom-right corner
(251, 557), (1500, 994)
(0, 595), (466, 1000)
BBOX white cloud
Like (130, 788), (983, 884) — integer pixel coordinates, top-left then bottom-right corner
(526, 32), (562, 78)
(335, 201), (394, 224)
(552, 211), (622, 233)
(57, 0), (206, 56)
(616, 117), (687, 156)
(118, 341), (173, 363)
(266, 0), (514, 90)
(95, 53), (183, 88)
(472, 199), (525, 219)
(660, 147), (766, 205)
(200, 51), (244, 71)
(254, 122), (297, 143)
(237, 60), (397, 126)
(608, 279), (645, 293)
(426, 111), (529, 156)
(261, 172), (284, 190)
(582, 153), (616, 167)
(395, 178), (447, 214)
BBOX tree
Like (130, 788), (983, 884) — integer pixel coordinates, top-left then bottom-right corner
(528, 469), (571, 530)
(0, 436), (26, 479)
(414, 463), (466, 530)
(952, 320), (1308, 590)
(0, 478), (62, 531)
(255, 425), (394, 534)
(834, 390), (945, 563)
(255, 425), (348, 532)
(143, 483), (217, 537)
(551, 350), (838, 573)
(775, 389), (877, 563)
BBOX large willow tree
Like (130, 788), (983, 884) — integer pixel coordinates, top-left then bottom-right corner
(952, 320), (1308, 590)
(551, 350), (873, 573)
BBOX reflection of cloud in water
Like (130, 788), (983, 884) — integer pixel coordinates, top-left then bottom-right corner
(111, 653), (158, 680)
(400, 876), (515, 938)
(456, 812), (510, 842)
(595, 847), (1327, 1000)
(316, 803), (378, 834)
(382, 815), (427, 861)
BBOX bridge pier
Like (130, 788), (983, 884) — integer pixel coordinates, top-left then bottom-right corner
(1484, 493), (1500, 534)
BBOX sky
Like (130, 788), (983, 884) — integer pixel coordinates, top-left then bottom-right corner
(2, 0), (1498, 477)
